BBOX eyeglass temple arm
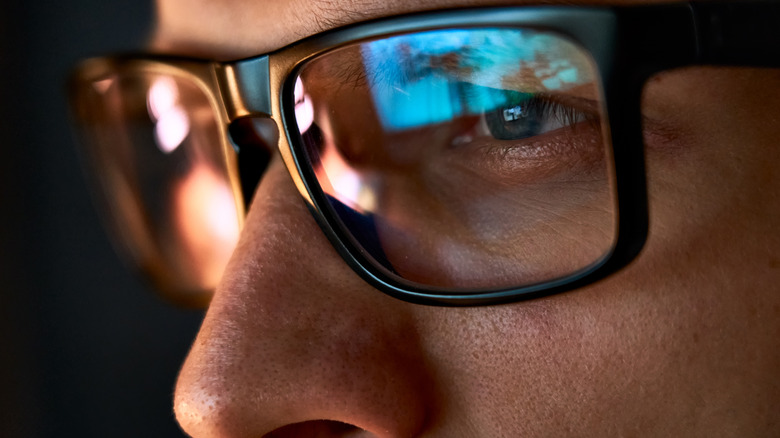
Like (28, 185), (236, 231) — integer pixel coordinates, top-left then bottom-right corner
(691, 1), (780, 68)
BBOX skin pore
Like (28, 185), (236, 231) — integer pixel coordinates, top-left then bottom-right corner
(153, 0), (780, 436)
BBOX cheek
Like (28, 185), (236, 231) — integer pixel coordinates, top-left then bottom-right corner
(411, 291), (665, 434)
(407, 68), (780, 435)
(350, 131), (616, 290)
(371, 180), (613, 290)
(642, 68), (780, 296)
(414, 256), (778, 435)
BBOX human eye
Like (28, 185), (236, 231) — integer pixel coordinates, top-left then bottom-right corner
(480, 92), (595, 142)
(293, 28), (616, 289)
(446, 81), (600, 150)
(432, 80), (606, 190)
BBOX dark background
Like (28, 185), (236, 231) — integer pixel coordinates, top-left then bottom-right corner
(0, 1), (203, 436)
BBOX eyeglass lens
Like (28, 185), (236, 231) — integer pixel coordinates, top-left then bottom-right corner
(72, 69), (241, 303)
(292, 27), (617, 292)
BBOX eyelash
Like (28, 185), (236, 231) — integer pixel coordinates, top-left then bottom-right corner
(313, 58), (601, 145)
(510, 95), (594, 126)
(471, 93), (596, 143)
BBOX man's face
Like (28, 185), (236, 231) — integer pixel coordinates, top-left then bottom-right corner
(153, 0), (780, 436)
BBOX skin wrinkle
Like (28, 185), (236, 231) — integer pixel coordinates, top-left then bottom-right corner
(151, 0), (674, 59)
(155, 0), (780, 437)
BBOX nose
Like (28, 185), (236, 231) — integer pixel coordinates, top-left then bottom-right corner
(173, 157), (434, 437)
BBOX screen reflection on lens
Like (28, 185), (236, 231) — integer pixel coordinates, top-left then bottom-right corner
(293, 27), (616, 292)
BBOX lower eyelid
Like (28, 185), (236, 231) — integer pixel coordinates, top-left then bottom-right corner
(446, 120), (608, 186)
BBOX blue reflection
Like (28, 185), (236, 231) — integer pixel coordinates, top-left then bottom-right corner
(360, 28), (585, 132)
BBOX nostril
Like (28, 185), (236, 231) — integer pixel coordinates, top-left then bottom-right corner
(264, 420), (377, 438)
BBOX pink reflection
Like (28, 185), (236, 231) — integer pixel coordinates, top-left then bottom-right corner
(147, 76), (177, 119)
(92, 77), (115, 94)
(315, 132), (377, 214)
(302, 76), (378, 213)
(173, 164), (241, 288)
(147, 76), (191, 154)
(154, 107), (190, 154)
(294, 77), (314, 133)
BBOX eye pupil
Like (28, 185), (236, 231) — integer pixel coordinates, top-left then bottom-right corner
(487, 102), (540, 140)
(502, 105), (526, 121)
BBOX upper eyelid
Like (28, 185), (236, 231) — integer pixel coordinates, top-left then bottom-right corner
(320, 50), (410, 91)
(525, 95), (600, 128)
(539, 93), (601, 117)
(333, 61), (372, 89)
(300, 47), (371, 90)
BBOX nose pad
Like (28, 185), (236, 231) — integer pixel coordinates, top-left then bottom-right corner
(228, 115), (279, 208)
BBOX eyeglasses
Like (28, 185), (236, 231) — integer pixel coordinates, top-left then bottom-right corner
(69, 2), (780, 306)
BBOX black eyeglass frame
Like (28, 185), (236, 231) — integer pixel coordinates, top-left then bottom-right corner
(72, 1), (780, 306)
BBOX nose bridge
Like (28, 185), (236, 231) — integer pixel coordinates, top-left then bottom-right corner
(216, 55), (272, 120)
(173, 162), (434, 437)
(217, 54), (318, 212)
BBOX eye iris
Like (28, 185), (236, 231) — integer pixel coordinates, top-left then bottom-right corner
(486, 100), (542, 140)
(502, 105), (526, 121)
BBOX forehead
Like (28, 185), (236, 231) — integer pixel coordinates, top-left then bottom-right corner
(152, 0), (670, 59)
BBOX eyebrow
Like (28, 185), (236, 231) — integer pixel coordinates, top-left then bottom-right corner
(294, 0), (659, 38)
(301, 0), (391, 37)
(154, 0), (592, 59)
(154, 0), (671, 61)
